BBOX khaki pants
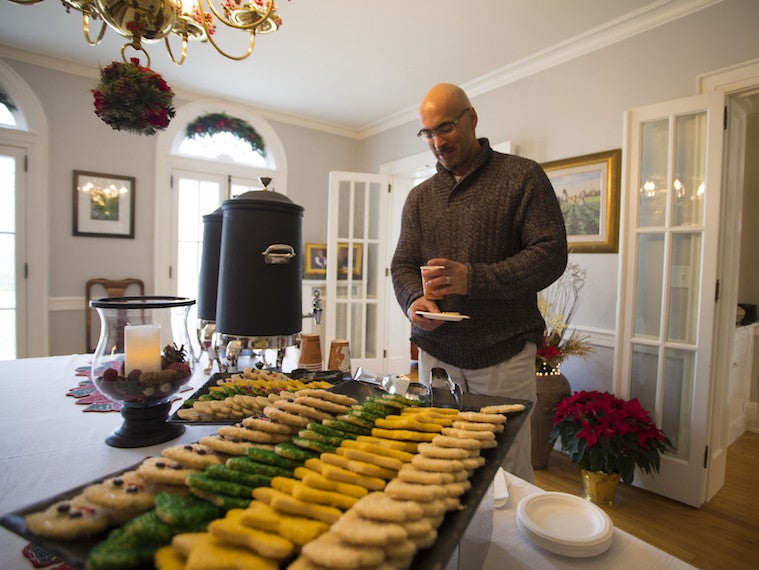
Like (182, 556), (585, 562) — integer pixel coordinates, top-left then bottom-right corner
(419, 342), (537, 483)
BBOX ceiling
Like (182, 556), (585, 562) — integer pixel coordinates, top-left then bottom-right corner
(0, 0), (719, 137)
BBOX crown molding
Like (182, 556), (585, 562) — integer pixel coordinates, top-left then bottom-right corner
(1, 0), (722, 141)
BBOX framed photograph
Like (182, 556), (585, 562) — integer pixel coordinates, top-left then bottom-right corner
(337, 243), (363, 279)
(305, 243), (328, 277)
(73, 170), (135, 238)
(304, 242), (363, 279)
(542, 149), (621, 253)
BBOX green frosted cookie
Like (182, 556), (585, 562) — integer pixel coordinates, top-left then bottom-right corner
(291, 436), (336, 454)
(187, 473), (254, 499)
(87, 525), (163, 570)
(245, 447), (303, 470)
(206, 463), (275, 487)
(188, 487), (251, 511)
(154, 492), (222, 528)
(225, 457), (293, 479)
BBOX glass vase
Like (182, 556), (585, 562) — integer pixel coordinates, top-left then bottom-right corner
(90, 296), (195, 448)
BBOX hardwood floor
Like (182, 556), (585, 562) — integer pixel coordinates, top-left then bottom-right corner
(533, 431), (759, 569)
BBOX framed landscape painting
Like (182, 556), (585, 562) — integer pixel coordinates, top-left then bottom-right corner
(542, 149), (621, 253)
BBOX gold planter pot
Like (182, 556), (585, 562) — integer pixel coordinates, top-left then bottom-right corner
(581, 469), (620, 505)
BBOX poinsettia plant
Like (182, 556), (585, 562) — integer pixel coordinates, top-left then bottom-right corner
(550, 390), (674, 485)
(92, 58), (175, 136)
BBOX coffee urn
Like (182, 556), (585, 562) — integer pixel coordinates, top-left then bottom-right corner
(213, 188), (306, 369)
(196, 207), (222, 370)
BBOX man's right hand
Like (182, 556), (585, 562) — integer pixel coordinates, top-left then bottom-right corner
(407, 297), (445, 331)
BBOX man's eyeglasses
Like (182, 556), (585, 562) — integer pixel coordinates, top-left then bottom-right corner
(417, 108), (471, 141)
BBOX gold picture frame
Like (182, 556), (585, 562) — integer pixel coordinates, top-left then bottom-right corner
(304, 242), (363, 279)
(305, 243), (328, 277)
(337, 242), (363, 279)
(72, 170), (135, 238)
(542, 149), (621, 254)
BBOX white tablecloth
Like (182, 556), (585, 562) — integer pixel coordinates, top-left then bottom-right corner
(0, 354), (695, 570)
(479, 471), (696, 570)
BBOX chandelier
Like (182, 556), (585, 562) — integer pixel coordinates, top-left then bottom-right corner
(10, 0), (285, 65)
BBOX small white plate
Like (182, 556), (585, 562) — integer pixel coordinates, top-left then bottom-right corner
(416, 311), (470, 322)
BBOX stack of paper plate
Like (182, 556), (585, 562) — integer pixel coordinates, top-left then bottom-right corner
(516, 492), (614, 557)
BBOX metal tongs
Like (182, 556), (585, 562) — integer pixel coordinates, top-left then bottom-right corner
(352, 367), (411, 395)
(430, 367), (463, 409)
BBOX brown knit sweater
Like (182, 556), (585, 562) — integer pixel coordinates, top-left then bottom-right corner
(391, 139), (568, 369)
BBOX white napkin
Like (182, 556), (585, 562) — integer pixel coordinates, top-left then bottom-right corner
(493, 467), (510, 508)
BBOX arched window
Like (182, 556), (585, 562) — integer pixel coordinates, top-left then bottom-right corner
(154, 101), (287, 344)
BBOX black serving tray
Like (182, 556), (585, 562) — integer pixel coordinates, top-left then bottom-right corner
(2, 382), (530, 570)
(303, 379), (532, 570)
(168, 370), (348, 425)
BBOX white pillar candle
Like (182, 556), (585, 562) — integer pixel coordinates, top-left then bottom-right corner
(124, 324), (162, 374)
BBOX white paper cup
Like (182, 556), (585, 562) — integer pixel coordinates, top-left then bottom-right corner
(421, 265), (445, 300)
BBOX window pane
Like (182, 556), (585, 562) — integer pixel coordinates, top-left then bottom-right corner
(0, 308), (16, 360)
(335, 302), (347, 340)
(0, 156), (15, 232)
(673, 112), (706, 227)
(662, 348), (694, 460)
(638, 119), (668, 227)
(0, 234), (15, 309)
(366, 243), (378, 299)
(177, 178), (200, 242)
(0, 103), (16, 127)
(634, 233), (664, 338)
(353, 182), (365, 239)
(178, 132), (268, 167)
(350, 301), (363, 358)
(368, 182), (380, 239)
(667, 233), (702, 344)
(365, 303), (377, 359)
(338, 181), (350, 239)
(630, 344), (658, 418)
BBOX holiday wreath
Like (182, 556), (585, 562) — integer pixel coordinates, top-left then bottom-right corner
(185, 112), (266, 156)
(92, 58), (176, 136)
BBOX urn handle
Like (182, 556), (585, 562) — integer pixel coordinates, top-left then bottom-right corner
(261, 244), (296, 264)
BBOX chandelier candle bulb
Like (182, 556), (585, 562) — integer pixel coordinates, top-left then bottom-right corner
(124, 324), (162, 374)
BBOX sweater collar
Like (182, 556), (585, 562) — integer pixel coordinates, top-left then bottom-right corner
(435, 138), (493, 183)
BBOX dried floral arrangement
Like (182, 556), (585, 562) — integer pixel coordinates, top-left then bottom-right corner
(536, 261), (594, 374)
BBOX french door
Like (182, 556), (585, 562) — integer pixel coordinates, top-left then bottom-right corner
(615, 92), (725, 506)
(326, 172), (390, 373)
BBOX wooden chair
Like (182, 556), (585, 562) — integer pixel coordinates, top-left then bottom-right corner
(85, 278), (145, 353)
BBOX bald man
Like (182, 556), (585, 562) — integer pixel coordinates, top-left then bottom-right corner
(391, 83), (568, 482)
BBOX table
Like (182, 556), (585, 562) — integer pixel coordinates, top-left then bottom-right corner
(0, 354), (696, 570)
(479, 472), (697, 570)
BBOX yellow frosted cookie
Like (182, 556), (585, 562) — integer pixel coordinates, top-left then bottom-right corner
(208, 509), (294, 561)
